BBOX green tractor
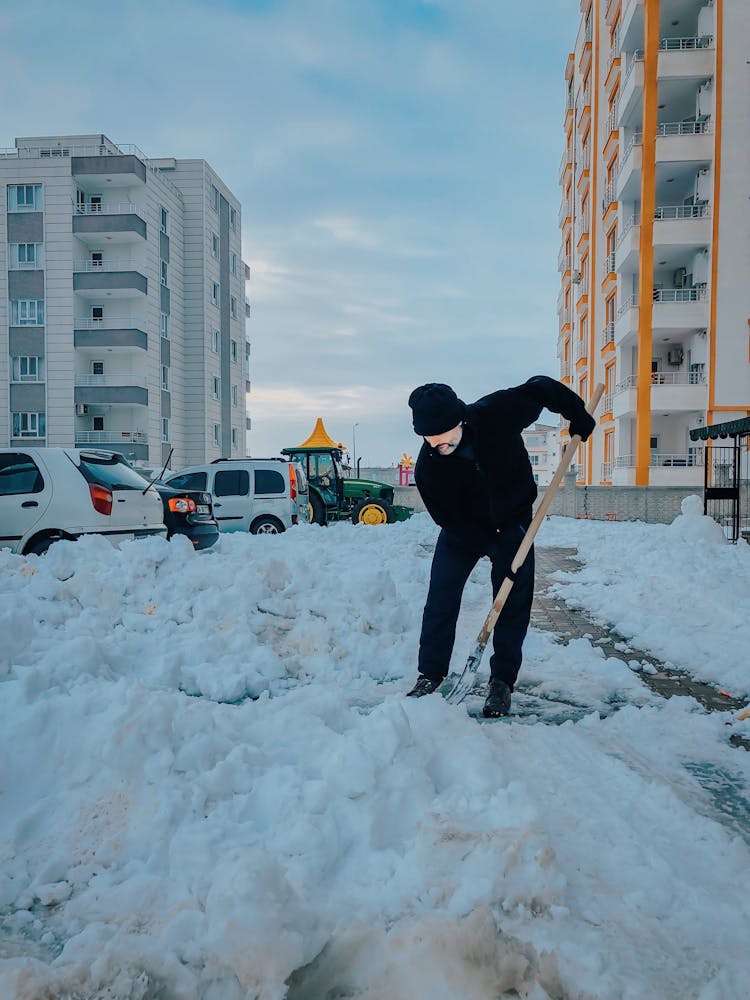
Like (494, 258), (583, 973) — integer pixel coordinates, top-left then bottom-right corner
(282, 418), (413, 526)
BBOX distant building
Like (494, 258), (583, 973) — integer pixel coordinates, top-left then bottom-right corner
(522, 422), (562, 487)
(1, 134), (250, 470)
(557, 0), (750, 488)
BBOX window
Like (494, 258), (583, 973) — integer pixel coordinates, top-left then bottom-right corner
(229, 206), (237, 231)
(161, 207), (168, 234)
(231, 428), (238, 450)
(167, 472), (207, 491)
(8, 184), (43, 212)
(90, 252), (103, 268)
(212, 282), (219, 305)
(12, 243), (40, 268)
(254, 469), (285, 495)
(213, 423), (220, 446)
(212, 233), (219, 258)
(93, 416), (105, 432)
(11, 300), (44, 326)
(210, 185), (219, 211)
(230, 252), (237, 275)
(162, 417), (170, 442)
(231, 339), (238, 364)
(12, 412), (46, 438)
(161, 260), (168, 286)
(214, 469), (249, 497)
(529, 454), (540, 466)
(0, 453), (44, 495)
(91, 305), (104, 322)
(11, 356), (44, 382)
(230, 296), (237, 320)
(160, 313), (169, 339)
(231, 384), (238, 406)
(212, 376), (221, 399)
(211, 330), (220, 353)
(161, 366), (169, 390)
(91, 361), (104, 376)
(77, 453), (150, 491)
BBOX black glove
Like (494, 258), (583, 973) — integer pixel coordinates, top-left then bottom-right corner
(569, 409), (595, 441)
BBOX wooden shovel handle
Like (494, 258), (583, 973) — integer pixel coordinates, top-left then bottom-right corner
(478, 382), (605, 644)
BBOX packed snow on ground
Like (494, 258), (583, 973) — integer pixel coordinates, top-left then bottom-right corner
(1, 510), (749, 999)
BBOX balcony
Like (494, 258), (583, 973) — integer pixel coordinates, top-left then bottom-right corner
(618, 51), (644, 126)
(658, 36), (715, 83)
(652, 287), (709, 331)
(72, 153), (146, 187)
(73, 259), (147, 298)
(574, 337), (587, 363)
(73, 203), (147, 244)
(75, 429), (149, 461)
(74, 373), (148, 407)
(616, 450), (704, 486)
(561, 361), (571, 383)
(613, 375), (638, 417)
(600, 322), (615, 350)
(615, 294), (639, 345)
(649, 370), (708, 411)
(615, 215), (641, 273)
(558, 247), (571, 273)
(601, 461), (613, 482)
(74, 316), (148, 351)
(616, 131), (642, 201)
(602, 252), (616, 282)
(653, 204), (711, 250)
(620, 0), (644, 51)
(559, 199), (572, 228)
(601, 180), (617, 217)
(602, 392), (614, 415)
(656, 121), (714, 165)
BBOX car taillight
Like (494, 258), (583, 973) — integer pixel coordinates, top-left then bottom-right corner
(168, 497), (197, 513)
(89, 483), (113, 516)
(288, 463), (297, 501)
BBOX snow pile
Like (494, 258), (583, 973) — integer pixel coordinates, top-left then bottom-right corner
(667, 494), (728, 544)
(1, 515), (749, 998)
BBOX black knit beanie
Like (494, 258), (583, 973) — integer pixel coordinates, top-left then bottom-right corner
(408, 383), (465, 436)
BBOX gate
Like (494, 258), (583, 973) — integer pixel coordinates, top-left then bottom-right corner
(690, 417), (750, 543)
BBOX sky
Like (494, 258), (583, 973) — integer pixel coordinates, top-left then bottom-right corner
(0, 0), (581, 465)
(1, 509), (749, 996)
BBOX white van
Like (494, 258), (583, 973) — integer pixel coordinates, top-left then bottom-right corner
(164, 458), (309, 535)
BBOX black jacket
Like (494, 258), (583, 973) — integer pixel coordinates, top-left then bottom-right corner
(414, 376), (588, 539)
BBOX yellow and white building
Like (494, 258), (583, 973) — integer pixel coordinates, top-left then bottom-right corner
(558, 0), (750, 487)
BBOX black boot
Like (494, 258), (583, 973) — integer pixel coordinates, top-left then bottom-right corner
(406, 675), (441, 698)
(483, 679), (511, 718)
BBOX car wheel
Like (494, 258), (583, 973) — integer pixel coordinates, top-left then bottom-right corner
(309, 492), (327, 526)
(250, 516), (284, 535)
(351, 498), (396, 526)
(26, 534), (62, 556)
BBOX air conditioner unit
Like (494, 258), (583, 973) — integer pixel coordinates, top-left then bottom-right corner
(76, 404), (89, 416)
(673, 267), (687, 288)
(667, 347), (684, 366)
(571, 270), (582, 284)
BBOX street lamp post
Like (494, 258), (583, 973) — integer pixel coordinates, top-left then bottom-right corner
(352, 423), (359, 475)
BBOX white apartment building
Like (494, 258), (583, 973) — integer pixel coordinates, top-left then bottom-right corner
(557, 0), (750, 487)
(521, 423), (562, 487)
(1, 134), (250, 470)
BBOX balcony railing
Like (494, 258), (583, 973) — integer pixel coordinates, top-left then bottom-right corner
(622, 49), (644, 87)
(650, 371), (707, 385)
(654, 204), (711, 220)
(660, 35), (714, 51)
(559, 200), (572, 226)
(75, 316), (146, 329)
(74, 259), (142, 272)
(606, 109), (619, 137)
(618, 294), (638, 316)
(653, 287), (708, 303)
(657, 120), (713, 137)
(574, 338), (587, 361)
(561, 361), (571, 379)
(558, 247), (571, 272)
(74, 202), (146, 219)
(617, 214), (641, 246)
(602, 181), (617, 214)
(603, 252), (616, 277)
(75, 431), (148, 444)
(601, 461), (613, 481)
(74, 374), (147, 387)
(615, 453), (704, 468)
(603, 392), (614, 413)
(600, 323), (615, 348)
(615, 374), (638, 393)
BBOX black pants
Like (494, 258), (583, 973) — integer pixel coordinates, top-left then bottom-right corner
(417, 525), (534, 690)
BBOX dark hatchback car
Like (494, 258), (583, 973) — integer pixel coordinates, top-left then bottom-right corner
(148, 480), (220, 550)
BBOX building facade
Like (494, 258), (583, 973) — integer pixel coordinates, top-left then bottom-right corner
(557, 0), (750, 487)
(1, 134), (250, 470)
(521, 423), (562, 487)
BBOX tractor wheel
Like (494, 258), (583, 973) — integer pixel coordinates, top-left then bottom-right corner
(309, 492), (327, 526)
(351, 498), (396, 526)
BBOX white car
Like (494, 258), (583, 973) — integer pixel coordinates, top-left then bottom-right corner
(0, 448), (167, 556)
(164, 458), (310, 535)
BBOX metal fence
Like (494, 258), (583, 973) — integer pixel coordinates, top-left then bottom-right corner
(703, 442), (749, 543)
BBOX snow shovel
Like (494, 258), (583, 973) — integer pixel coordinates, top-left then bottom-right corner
(440, 382), (605, 706)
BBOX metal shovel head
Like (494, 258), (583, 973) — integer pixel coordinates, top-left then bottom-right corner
(440, 640), (488, 705)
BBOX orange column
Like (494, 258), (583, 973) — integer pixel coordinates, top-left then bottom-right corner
(587, 0), (600, 482)
(636, 0), (659, 486)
